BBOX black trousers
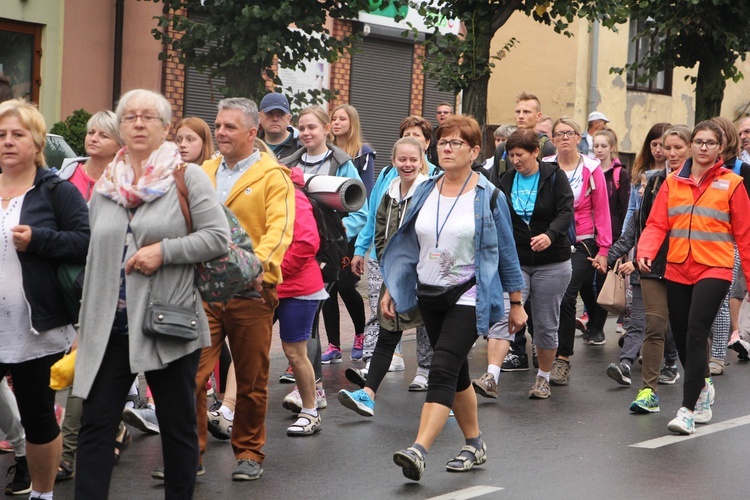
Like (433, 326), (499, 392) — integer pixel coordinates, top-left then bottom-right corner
(666, 278), (729, 410)
(557, 239), (605, 357)
(322, 240), (366, 348)
(419, 304), (477, 408)
(75, 334), (201, 500)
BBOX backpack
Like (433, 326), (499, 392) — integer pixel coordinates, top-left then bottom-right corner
(298, 181), (349, 283)
(44, 176), (86, 323)
(173, 166), (264, 302)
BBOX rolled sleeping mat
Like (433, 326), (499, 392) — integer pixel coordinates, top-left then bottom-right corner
(302, 174), (366, 212)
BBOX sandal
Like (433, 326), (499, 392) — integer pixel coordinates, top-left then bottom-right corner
(393, 447), (425, 481)
(56, 460), (74, 482)
(408, 374), (428, 392)
(286, 413), (322, 436)
(445, 441), (487, 472)
(114, 424), (131, 464)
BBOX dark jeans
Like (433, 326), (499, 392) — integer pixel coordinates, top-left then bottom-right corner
(366, 326), (403, 393)
(322, 240), (365, 348)
(419, 304), (477, 408)
(666, 278), (729, 410)
(76, 334), (201, 500)
(557, 239), (603, 357)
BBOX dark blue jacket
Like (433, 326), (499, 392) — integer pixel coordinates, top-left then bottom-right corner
(18, 168), (90, 331)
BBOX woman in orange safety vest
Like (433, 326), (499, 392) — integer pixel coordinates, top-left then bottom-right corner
(638, 120), (750, 436)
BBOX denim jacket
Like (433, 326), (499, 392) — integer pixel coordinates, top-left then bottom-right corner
(380, 173), (525, 336)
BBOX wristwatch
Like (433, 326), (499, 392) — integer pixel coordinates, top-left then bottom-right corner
(509, 300), (523, 306)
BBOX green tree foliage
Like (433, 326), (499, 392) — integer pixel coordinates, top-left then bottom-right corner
(50, 109), (91, 156)
(410, 1), (628, 127)
(613, 0), (750, 121)
(148, 0), (380, 108)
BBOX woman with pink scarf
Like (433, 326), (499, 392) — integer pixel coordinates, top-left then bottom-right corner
(73, 89), (229, 499)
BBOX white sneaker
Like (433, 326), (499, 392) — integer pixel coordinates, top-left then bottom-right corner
(389, 353), (405, 372)
(667, 407), (696, 435)
(694, 379), (714, 424)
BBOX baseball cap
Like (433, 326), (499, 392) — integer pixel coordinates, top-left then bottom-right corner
(259, 93), (290, 114)
(588, 111), (610, 123)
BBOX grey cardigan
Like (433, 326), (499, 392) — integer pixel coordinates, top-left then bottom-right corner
(73, 164), (229, 399)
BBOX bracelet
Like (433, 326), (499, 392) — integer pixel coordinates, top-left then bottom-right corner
(509, 300), (523, 306)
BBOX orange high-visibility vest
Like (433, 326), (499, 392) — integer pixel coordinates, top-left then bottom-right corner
(666, 171), (742, 268)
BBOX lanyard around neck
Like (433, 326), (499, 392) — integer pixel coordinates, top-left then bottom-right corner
(435, 172), (472, 248)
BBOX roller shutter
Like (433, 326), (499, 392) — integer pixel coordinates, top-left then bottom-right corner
(184, 54), (225, 132)
(349, 36), (412, 175)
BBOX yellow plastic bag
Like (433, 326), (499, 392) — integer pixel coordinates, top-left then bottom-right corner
(50, 351), (76, 390)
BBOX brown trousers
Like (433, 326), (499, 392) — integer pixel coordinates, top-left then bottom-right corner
(196, 286), (278, 463)
(640, 278), (669, 391)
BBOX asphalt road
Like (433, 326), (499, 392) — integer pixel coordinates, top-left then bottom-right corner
(5, 317), (750, 499)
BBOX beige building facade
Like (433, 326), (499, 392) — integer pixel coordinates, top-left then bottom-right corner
(487, 14), (750, 155)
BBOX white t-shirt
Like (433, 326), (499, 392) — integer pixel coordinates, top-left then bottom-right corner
(297, 150), (333, 175)
(0, 194), (75, 363)
(415, 187), (476, 306)
(565, 161), (585, 205)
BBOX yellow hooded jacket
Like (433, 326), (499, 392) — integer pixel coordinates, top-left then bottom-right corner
(202, 153), (295, 284)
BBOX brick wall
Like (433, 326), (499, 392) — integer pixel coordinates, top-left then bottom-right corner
(328, 19), (353, 110)
(410, 43), (425, 117)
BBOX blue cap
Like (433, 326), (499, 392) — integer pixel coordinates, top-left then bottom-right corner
(259, 93), (290, 114)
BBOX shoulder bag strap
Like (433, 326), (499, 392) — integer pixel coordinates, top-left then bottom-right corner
(172, 164), (193, 232)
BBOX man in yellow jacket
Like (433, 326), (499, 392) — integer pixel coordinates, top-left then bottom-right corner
(196, 97), (295, 481)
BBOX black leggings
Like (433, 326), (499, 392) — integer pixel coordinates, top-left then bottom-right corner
(666, 278), (729, 410)
(419, 304), (477, 408)
(366, 326), (402, 393)
(1, 352), (64, 444)
(322, 240), (365, 348)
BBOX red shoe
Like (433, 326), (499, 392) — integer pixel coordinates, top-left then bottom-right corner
(575, 313), (589, 333)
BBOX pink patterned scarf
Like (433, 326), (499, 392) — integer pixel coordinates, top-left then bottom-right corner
(97, 141), (182, 208)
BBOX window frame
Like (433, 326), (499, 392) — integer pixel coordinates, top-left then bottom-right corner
(0, 19), (43, 104)
(626, 18), (673, 96)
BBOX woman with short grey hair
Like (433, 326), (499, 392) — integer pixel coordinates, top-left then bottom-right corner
(73, 89), (230, 498)
(58, 110), (123, 201)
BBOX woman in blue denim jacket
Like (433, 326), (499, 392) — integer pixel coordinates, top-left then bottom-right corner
(380, 115), (526, 481)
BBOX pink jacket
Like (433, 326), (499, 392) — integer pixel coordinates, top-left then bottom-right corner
(277, 168), (324, 299)
(545, 154), (612, 256)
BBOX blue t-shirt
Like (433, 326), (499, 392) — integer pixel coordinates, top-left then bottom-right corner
(511, 171), (540, 225)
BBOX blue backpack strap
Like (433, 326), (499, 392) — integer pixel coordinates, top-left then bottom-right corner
(734, 158), (743, 175)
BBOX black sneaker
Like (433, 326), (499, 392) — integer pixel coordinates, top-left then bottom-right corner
(606, 362), (632, 385)
(500, 353), (529, 372)
(658, 364), (681, 385)
(5, 456), (31, 495)
(588, 331), (606, 346)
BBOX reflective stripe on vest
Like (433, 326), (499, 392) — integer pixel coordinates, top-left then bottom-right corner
(666, 172), (741, 267)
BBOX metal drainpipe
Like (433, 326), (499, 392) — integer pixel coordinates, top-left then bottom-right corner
(587, 19), (600, 118)
(113, 0), (124, 107)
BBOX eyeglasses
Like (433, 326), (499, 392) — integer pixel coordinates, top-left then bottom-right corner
(691, 140), (720, 150)
(436, 139), (467, 150)
(553, 130), (578, 139)
(121, 113), (162, 124)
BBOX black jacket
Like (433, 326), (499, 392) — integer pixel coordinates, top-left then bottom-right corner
(499, 161), (574, 266)
(637, 169), (668, 279)
(18, 169), (90, 331)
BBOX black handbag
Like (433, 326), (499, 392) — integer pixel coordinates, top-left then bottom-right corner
(416, 276), (477, 310)
(142, 280), (200, 342)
